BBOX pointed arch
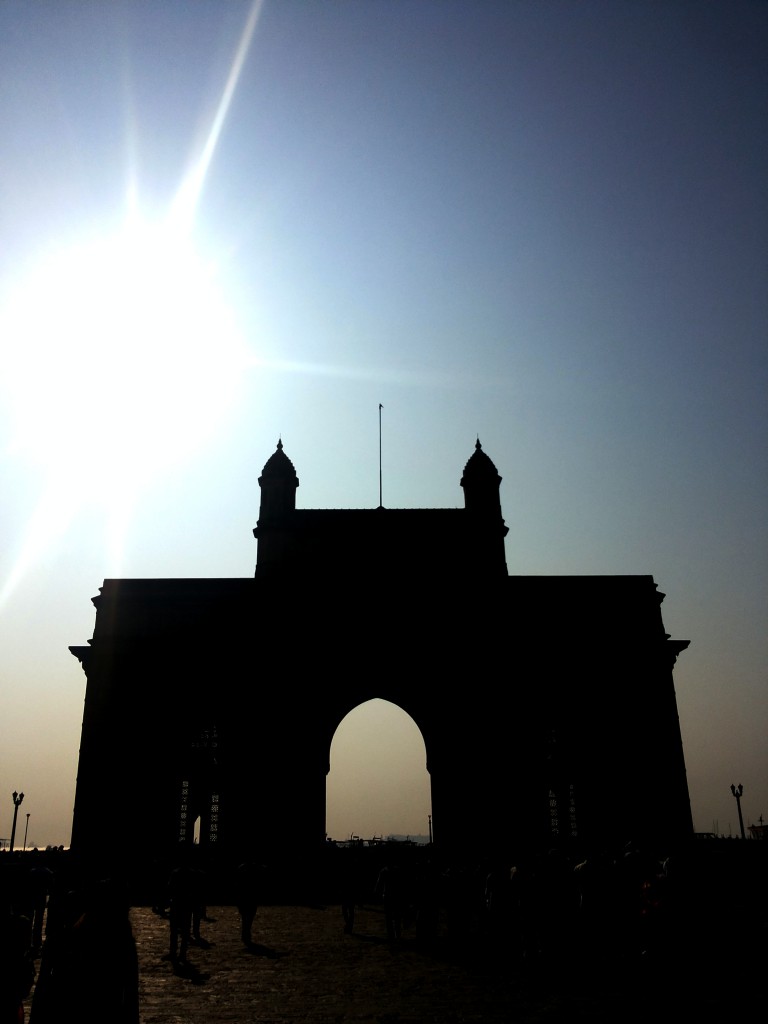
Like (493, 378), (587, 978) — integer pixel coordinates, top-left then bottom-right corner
(326, 698), (431, 842)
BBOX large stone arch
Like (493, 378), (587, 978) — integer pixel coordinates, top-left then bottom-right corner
(69, 442), (693, 882)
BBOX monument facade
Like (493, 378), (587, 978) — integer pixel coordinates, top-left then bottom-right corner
(70, 440), (692, 864)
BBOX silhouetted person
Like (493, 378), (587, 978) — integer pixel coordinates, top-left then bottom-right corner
(340, 848), (366, 934)
(414, 857), (441, 943)
(376, 860), (410, 941)
(529, 848), (577, 972)
(30, 878), (138, 1024)
(150, 856), (171, 916)
(613, 841), (660, 958)
(573, 850), (615, 962)
(507, 859), (541, 965)
(484, 861), (515, 943)
(165, 860), (202, 962)
(26, 863), (53, 957)
(0, 882), (35, 1024)
(235, 861), (266, 947)
(189, 859), (208, 946)
(442, 862), (479, 941)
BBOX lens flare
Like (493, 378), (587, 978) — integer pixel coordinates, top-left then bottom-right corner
(0, 1), (265, 604)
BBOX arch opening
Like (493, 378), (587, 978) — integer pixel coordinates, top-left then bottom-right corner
(326, 698), (432, 843)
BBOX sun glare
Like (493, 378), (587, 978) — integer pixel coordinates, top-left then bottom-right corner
(0, 0), (265, 604)
(3, 218), (246, 482)
(0, 217), (247, 599)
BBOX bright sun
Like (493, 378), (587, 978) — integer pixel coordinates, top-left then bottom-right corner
(0, 215), (247, 598)
(0, 1), (264, 603)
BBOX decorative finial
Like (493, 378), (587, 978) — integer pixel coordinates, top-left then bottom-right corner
(277, 438), (283, 451)
(475, 437), (482, 450)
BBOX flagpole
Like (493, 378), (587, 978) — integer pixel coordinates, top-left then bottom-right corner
(378, 403), (383, 508)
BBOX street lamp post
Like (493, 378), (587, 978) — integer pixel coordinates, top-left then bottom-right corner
(23, 813), (30, 852)
(9, 791), (24, 852)
(730, 784), (746, 840)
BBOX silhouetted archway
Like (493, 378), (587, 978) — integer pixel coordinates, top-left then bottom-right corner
(69, 441), (694, 871)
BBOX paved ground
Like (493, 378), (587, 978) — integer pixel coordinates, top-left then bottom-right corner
(137, 903), (523, 1024)
(23, 897), (768, 1023)
(126, 904), (675, 1024)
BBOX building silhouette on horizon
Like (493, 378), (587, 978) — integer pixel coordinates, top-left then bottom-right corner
(70, 439), (693, 864)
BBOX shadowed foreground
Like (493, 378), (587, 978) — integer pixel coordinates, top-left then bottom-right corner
(105, 901), (762, 1024)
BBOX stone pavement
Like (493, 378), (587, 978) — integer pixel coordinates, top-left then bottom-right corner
(22, 897), (767, 1023)
(134, 903), (564, 1024)
(126, 904), (664, 1024)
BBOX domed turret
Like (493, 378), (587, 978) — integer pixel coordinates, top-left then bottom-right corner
(460, 438), (503, 515)
(460, 438), (508, 575)
(257, 439), (299, 522)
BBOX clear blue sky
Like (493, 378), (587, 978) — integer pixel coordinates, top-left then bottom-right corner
(1, 0), (766, 846)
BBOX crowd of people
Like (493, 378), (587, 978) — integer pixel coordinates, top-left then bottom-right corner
(0, 837), (764, 1022)
(0, 845), (273, 1022)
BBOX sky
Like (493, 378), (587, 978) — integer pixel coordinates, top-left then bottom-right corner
(0, 0), (766, 848)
